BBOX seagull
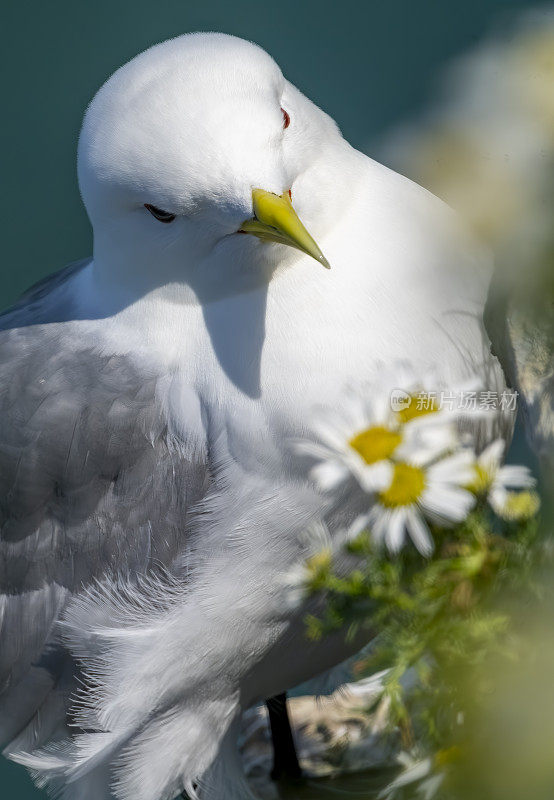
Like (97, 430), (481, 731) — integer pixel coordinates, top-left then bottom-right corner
(0, 32), (508, 800)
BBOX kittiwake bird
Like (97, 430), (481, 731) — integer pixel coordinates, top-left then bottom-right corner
(0, 32), (509, 800)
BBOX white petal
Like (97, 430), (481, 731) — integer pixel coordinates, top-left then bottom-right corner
(281, 562), (309, 588)
(369, 393), (395, 426)
(489, 484), (508, 514)
(497, 464), (535, 489)
(399, 421), (460, 467)
(368, 506), (388, 548)
(348, 393), (373, 430)
(313, 400), (361, 437)
(279, 564), (310, 610)
(310, 460), (350, 491)
(355, 460), (394, 492)
(427, 449), (476, 484)
(312, 416), (352, 450)
(421, 485), (475, 524)
(385, 508), (407, 553)
(346, 512), (372, 540)
(406, 508), (434, 555)
(478, 438), (505, 472)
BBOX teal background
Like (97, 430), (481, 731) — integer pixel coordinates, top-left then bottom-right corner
(1, 0), (545, 797)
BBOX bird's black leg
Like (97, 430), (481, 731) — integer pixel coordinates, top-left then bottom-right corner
(266, 692), (302, 781)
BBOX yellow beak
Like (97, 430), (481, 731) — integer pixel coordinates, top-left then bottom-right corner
(239, 188), (331, 269)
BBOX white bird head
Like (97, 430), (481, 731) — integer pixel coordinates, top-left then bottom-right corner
(78, 33), (343, 299)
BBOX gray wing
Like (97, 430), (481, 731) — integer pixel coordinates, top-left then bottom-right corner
(0, 269), (209, 748)
(485, 271), (554, 479)
(0, 258), (90, 328)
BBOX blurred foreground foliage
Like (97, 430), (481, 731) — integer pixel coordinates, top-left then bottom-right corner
(383, 11), (554, 479)
(305, 501), (553, 799)
(355, 13), (554, 793)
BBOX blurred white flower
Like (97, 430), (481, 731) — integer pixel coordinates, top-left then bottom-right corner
(296, 366), (475, 496)
(498, 489), (541, 522)
(295, 391), (397, 492)
(280, 521), (334, 608)
(283, 548), (333, 607)
(470, 438), (536, 515)
(292, 365), (488, 555)
(351, 449), (476, 556)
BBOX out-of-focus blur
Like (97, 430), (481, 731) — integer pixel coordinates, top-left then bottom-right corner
(381, 9), (554, 483)
(1, 5), (552, 799)
(379, 12), (554, 799)
(453, 587), (554, 800)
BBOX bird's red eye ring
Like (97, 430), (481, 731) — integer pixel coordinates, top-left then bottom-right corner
(144, 203), (176, 223)
(281, 107), (291, 129)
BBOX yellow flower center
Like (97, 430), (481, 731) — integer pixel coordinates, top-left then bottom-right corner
(349, 426), (402, 464)
(434, 745), (463, 768)
(379, 462), (426, 507)
(467, 464), (492, 495)
(306, 548), (332, 575)
(397, 394), (439, 424)
(498, 490), (540, 521)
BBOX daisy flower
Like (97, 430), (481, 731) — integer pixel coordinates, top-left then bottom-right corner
(295, 391), (400, 493)
(283, 548), (333, 608)
(469, 438), (536, 516)
(384, 360), (486, 428)
(295, 378), (460, 495)
(280, 521), (334, 608)
(498, 490), (540, 521)
(293, 366), (504, 555)
(350, 449), (477, 556)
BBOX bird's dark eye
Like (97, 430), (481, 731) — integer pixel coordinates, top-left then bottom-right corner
(144, 203), (176, 223)
(281, 107), (291, 129)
